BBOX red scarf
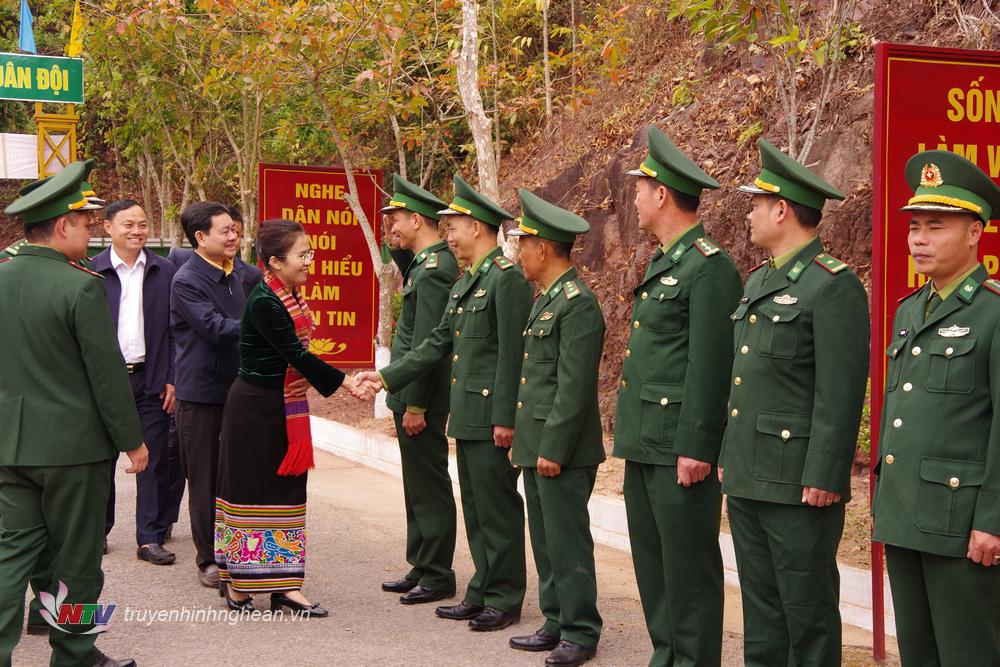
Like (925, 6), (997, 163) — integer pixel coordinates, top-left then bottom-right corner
(264, 270), (315, 476)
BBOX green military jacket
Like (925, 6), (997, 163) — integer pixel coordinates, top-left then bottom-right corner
(511, 267), (607, 469)
(719, 236), (869, 505)
(381, 246), (533, 441)
(0, 245), (143, 465)
(386, 240), (459, 415)
(873, 265), (1000, 557)
(612, 224), (743, 466)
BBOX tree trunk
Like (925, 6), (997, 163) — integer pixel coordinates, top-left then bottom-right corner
(457, 0), (499, 202)
(542, 0), (552, 123)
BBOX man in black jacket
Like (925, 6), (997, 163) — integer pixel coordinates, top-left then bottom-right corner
(170, 201), (245, 587)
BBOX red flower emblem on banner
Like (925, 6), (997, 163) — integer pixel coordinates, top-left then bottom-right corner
(920, 163), (944, 188)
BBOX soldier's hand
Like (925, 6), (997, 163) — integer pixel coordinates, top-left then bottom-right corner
(801, 486), (841, 507)
(347, 372), (381, 399)
(160, 383), (176, 414)
(402, 411), (427, 436)
(717, 466), (724, 482)
(537, 456), (562, 478)
(677, 456), (712, 487)
(967, 529), (1000, 567)
(493, 426), (514, 448)
(125, 443), (149, 474)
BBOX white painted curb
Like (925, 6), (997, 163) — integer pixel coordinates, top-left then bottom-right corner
(312, 415), (895, 636)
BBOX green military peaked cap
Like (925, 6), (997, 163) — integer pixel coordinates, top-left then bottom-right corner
(626, 126), (719, 196)
(738, 138), (844, 212)
(437, 173), (515, 228)
(509, 188), (589, 244)
(5, 160), (103, 226)
(901, 150), (1000, 224)
(380, 173), (447, 221)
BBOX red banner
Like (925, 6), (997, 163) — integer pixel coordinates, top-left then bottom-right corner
(257, 163), (382, 368)
(871, 42), (1000, 657)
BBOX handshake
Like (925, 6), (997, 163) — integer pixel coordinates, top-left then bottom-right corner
(343, 371), (384, 401)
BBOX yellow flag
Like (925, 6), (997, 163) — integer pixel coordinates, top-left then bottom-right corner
(66, 0), (83, 57)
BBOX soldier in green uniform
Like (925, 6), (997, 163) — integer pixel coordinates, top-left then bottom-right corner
(377, 175), (461, 604)
(357, 174), (532, 631)
(873, 150), (1000, 665)
(719, 139), (870, 667)
(505, 189), (606, 667)
(614, 127), (742, 666)
(0, 161), (148, 667)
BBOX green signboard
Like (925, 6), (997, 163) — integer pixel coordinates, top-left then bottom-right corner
(0, 52), (83, 104)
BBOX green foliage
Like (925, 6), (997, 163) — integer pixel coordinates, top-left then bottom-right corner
(856, 380), (871, 456)
(671, 79), (695, 106)
(737, 120), (764, 145)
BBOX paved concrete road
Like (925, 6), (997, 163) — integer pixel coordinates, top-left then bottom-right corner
(14, 451), (893, 666)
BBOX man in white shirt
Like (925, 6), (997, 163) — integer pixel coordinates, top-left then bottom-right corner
(92, 200), (179, 565)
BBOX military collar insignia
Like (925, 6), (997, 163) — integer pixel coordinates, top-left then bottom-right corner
(547, 282), (565, 298)
(739, 296), (749, 303)
(773, 294), (798, 305)
(669, 243), (686, 262)
(660, 275), (678, 286)
(786, 260), (807, 282)
(958, 277), (981, 303)
(920, 163), (944, 188)
(474, 288), (487, 298)
(539, 311), (554, 321)
(938, 325), (970, 337)
(415, 249), (429, 264)
(897, 328), (909, 337)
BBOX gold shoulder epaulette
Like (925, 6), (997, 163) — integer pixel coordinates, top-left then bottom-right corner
(694, 237), (721, 257)
(814, 253), (848, 274)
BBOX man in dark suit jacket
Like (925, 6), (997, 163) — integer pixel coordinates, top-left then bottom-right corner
(92, 199), (179, 566)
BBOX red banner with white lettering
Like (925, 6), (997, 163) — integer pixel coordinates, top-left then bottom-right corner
(871, 42), (1000, 659)
(258, 163), (382, 368)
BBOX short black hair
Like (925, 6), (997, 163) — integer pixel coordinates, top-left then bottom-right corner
(181, 201), (231, 247)
(105, 199), (142, 222)
(24, 218), (58, 242)
(543, 238), (574, 259)
(226, 205), (244, 224)
(256, 219), (306, 267)
(666, 185), (700, 213)
(783, 197), (823, 228)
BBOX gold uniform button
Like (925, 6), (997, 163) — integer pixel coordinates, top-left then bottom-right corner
(945, 346), (954, 356)
(455, 330), (461, 337)
(772, 315), (780, 322)
(451, 378), (457, 384)
(481, 388), (490, 397)
(749, 314), (757, 324)
(523, 352), (529, 360)
(903, 382), (913, 392)
(660, 397), (669, 406)
(949, 476), (960, 489)
(885, 454), (895, 465)
(528, 328), (533, 335)
(520, 377), (527, 385)
(457, 307), (464, 313)
(731, 409), (739, 417)
(740, 345), (749, 354)
(893, 418), (902, 428)
(633, 320), (640, 329)
(625, 349), (631, 357)
(453, 354), (459, 361)
(734, 377), (742, 385)
(912, 346), (921, 356)
(621, 379), (628, 388)
(641, 292), (648, 300)
(517, 401), (524, 409)
(781, 429), (791, 441)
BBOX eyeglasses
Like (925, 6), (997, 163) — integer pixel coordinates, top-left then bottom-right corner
(279, 250), (314, 262)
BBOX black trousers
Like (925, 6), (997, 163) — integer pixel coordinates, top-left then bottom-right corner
(164, 413), (186, 526)
(175, 399), (224, 570)
(104, 368), (174, 546)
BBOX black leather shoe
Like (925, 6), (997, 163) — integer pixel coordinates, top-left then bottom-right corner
(381, 577), (417, 593)
(219, 582), (255, 612)
(544, 640), (596, 667)
(435, 600), (484, 620)
(93, 654), (137, 667)
(270, 593), (329, 618)
(510, 628), (560, 651)
(469, 606), (519, 631)
(137, 544), (176, 565)
(399, 585), (454, 605)
(25, 622), (49, 636)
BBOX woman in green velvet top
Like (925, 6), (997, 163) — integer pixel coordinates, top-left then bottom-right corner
(213, 219), (365, 617)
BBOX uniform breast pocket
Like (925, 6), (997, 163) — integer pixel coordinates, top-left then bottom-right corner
(527, 324), (558, 363)
(638, 382), (684, 448)
(756, 304), (801, 359)
(645, 285), (683, 333)
(884, 335), (908, 391)
(751, 412), (811, 484)
(915, 457), (984, 536)
(730, 302), (749, 353)
(461, 296), (491, 338)
(925, 337), (976, 394)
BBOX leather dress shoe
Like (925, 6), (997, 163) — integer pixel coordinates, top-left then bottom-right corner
(93, 654), (137, 667)
(199, 564), (221, 588)
(381, 577), (417, 593)
(399, 585), (454, 605)
(435, 600), (484, 620)
(544, 640), (596, 667)
(137, 544), (176, 565)
(469, 606), (518, 631)
(270, 593), (329, 618)
(510, 627), (560, 651)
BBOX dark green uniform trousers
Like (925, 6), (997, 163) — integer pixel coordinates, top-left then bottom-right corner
(885, 544), (1000, 667)
(727, 496), (844, 667)
(393, 411), (457, 592)
(0, 461), (112, 667)
(455, 440), (525, 614)
(524, 466), (602, 650)
(625, 461), (723, 666)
